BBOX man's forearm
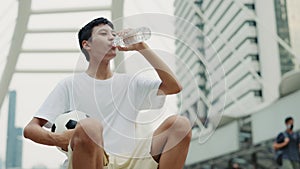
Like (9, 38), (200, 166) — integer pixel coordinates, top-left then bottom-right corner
(138, 45), (182, 95)
(24, 123), (59, 146)
(23, 118), (63, 147)
(273, 141), (288, 150)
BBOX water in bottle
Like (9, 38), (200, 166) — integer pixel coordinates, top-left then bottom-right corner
(113, 27), (151, 47)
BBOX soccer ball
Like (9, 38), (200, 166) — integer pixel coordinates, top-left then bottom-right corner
(51, 110), (88, 154)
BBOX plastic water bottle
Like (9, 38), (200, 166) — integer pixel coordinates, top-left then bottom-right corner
(113, 27), (151, 47)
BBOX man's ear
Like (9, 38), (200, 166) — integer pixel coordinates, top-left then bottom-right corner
(82, 40), (91, 50)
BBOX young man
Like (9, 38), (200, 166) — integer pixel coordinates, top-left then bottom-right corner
(273, 116), (300, 169)
(24, 17), (192, 169)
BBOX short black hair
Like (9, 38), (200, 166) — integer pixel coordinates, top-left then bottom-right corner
(285, 116), (293, 124)
(78, 17), (114, 61)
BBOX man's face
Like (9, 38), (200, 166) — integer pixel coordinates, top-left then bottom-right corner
(86, 24), (117, 62)
(286, 119), (294, 130)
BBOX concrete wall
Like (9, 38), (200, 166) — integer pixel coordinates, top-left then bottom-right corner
(186, 121), (240, 165)
(255, 0), (281, 102)
(252, 90), (300, 144)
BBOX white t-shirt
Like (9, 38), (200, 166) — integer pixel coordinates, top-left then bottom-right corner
(35, 72), (165, 155)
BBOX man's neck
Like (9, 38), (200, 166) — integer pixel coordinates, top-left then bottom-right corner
(86, 60), (113, 80)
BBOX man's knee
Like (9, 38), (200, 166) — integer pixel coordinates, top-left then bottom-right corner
(165, 115), (192, 140)
(71, 118), (103, 150)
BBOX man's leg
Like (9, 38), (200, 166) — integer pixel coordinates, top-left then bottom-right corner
(151, 115), (192, 169)
(291, 161), (300, 169)
(281, 159), (294, 169)
(70, 118), (104, 169)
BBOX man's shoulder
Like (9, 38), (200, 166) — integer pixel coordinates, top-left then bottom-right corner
(276, 132), (286, 143)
